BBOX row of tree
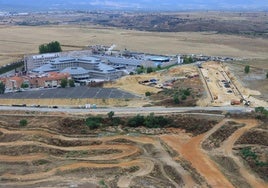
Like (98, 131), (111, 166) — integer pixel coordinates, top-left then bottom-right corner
(39, 41), (62, 54)
(85, 112), (172, 130)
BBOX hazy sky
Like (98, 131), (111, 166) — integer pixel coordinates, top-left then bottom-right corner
(0, 0), (268, 11)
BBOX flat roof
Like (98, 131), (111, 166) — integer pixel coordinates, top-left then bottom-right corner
(146, 56), (170, 62)
(32, 53), (59, 60)
(94, 55), (142, 66)
(61, 67), (89, 75)
(32, 64), (58, 73)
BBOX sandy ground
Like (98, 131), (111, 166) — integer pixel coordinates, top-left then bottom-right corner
(1, 25), (268, 65)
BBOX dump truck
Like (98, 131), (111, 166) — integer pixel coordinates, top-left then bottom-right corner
(231, 99), (241, 105)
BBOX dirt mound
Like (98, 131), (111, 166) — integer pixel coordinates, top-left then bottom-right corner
(235, 130), (268, 146)
(172, 117), (218, 136)
(202, 121), (245, 150)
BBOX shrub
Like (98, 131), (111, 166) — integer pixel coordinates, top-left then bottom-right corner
(127, 114), (145, 127)
(144, 113), (170, 128)
(173, 94), (180, 104)
(85, 116), (103, 130)
(60, 78), (68, 88)
(21, 83), (29, 88)
(68, 79), (75, 87)
(19, 119), (28, 126)
(181, 95), (187, 100)
(147, 67), (154, 73)
(244, 65), (250, 74)
(183, 89), (191, 96)
(112, 117), (122, 126)
(107, 111), (114, 120)
(145, 91), (151, 97)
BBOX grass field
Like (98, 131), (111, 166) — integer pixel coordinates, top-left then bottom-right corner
(1, 25), (268, 65)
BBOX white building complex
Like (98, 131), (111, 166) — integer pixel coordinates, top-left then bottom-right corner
(31, 57), (125, 82)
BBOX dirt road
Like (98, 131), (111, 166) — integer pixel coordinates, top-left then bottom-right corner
(221, 119), (268, 188)
(161, 120), (235, 188)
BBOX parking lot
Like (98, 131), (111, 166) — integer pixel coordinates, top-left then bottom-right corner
(0, 86), (139, 99)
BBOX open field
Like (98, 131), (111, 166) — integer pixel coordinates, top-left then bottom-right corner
(0, 111), (267, 187)
(1, 25), (268, 66)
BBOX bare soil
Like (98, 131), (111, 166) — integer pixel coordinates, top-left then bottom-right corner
(0, 111), (267, 188)
(211, 155), (251, 188)
(202, 121), (245, 150)
(227, 61), (268, 102)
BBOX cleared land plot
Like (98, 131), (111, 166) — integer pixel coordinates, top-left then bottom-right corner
(227, 61), (268, 101)
(0, 86), (139, 99)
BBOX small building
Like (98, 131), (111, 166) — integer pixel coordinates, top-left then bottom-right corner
(5, 76), (24, 90)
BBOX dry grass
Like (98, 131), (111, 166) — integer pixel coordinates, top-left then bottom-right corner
(1, 25), (268, 65)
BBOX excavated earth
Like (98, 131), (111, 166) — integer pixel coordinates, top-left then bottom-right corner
(0, 112), (267, 188)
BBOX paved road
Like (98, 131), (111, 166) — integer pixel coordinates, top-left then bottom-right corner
(0, 105), (254, 114)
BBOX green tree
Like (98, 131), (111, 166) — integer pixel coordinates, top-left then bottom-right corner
(144, 113), (170, 128)
(19, 119), (28, 127)
(107, 111), (114, 120)
(147, 67), (154, 73)
(136, 66), (144, 74)
(145, 91), (151, 97)
(68, 79), (75, 87)
(0, 82), (5, 94)
(21, 83), (29, 88)
(39, 41), (62, 54)
(127, 114), (145, 127)
(60, 78), (68, 88)
(183, 56), (194, 64)
(244, 65), (250, 74)
(85, 116), (103, 130)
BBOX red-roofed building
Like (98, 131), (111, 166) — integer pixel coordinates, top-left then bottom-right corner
(28, 72), (70, 88)
(5, 76), (24, 90)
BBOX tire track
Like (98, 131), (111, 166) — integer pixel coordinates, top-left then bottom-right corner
(161, 120), (235, 188)
(220, 119), (268, 188)
(1, 159), (151, 182)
